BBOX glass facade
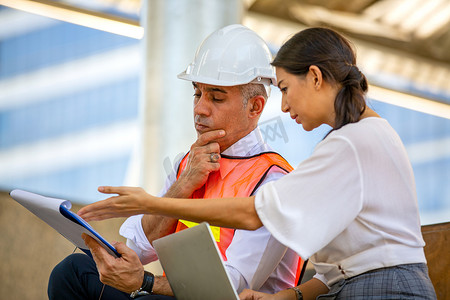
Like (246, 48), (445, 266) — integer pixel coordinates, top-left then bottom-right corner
(0, 7), (140, 202)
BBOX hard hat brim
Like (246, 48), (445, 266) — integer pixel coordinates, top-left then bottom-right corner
(177, 71), (276, 87)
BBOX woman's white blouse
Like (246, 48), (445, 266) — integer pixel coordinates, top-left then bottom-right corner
(255, 118), (426, 286)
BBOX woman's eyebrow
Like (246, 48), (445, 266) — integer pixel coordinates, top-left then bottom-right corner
(277, 80), (284, 89)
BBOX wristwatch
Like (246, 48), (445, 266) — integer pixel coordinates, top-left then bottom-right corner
(130, 271), (155, 298)
(290, 286), (303, 300)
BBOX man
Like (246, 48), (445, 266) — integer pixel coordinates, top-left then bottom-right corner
(48, 24), (301, 299)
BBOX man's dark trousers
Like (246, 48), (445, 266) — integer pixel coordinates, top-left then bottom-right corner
(48, 253), (175, 300)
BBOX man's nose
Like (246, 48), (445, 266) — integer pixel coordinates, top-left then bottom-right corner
(194, 95), (210, 116)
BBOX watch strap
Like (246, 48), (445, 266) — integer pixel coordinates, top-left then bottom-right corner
(290, 286), (303, 300)
(130, 271), (154, 298)
(141, 271), (155, 294)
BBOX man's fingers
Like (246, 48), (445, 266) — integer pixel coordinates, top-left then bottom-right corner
(113, 241), (138, 259)
(204, 142), (221, 155)
(82, 234), (101, 252)
(190, 143), (220, 159)
(195, 129), (226, 146)
(82, 234), (111, 264)
(209, 153), (220, 163)
(210, 162), (220, 171)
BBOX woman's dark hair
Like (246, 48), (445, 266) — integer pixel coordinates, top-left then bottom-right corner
(272, 27), (368, 130)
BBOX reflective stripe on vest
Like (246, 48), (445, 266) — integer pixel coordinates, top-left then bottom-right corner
(175, 152), (293, 261)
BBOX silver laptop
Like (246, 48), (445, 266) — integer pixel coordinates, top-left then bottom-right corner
(153, 222), (239, 300)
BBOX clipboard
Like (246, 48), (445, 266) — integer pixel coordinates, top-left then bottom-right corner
(10, 189), (120, 258)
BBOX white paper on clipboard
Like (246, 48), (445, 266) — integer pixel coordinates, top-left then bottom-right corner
(10, 189), (120, 258)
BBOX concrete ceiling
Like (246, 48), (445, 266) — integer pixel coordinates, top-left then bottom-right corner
(2, 0), (449, 108)
(19, 0), (450, 64)
(85, 0), (450, 64)
(248, 0), (450, 64)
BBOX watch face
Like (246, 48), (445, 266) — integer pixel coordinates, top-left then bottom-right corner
(130, 289), (140, 298)
(130, 290), (149, 298)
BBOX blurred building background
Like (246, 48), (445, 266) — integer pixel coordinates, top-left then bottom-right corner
(1, 0), (448, 221)
(0, 0), (449, 298)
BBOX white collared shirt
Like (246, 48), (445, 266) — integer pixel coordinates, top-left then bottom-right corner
(120, 127), (300, 293)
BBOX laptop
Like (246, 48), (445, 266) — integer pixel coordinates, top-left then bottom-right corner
(153, 222), (239, 300)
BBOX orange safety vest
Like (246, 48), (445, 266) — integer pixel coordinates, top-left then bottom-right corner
(175, 152), (293, 261)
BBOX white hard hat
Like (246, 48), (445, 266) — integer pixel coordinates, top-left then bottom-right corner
(178, 24), (276, 87)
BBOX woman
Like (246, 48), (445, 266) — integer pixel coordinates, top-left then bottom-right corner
(79, 27), (436, 299)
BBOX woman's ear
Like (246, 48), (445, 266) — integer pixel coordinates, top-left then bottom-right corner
(309, 65), (323, 90)
(248, 95), (265, 118)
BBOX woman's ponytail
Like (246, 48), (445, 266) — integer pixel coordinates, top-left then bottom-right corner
(334, 65), (368, 129)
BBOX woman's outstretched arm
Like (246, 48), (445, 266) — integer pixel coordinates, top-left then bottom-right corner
(77, 186), (263, 230)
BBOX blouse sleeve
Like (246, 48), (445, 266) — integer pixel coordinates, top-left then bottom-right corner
(254, 135), (364, 259)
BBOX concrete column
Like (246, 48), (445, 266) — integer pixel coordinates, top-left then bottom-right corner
(139, 0), (242, 194)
